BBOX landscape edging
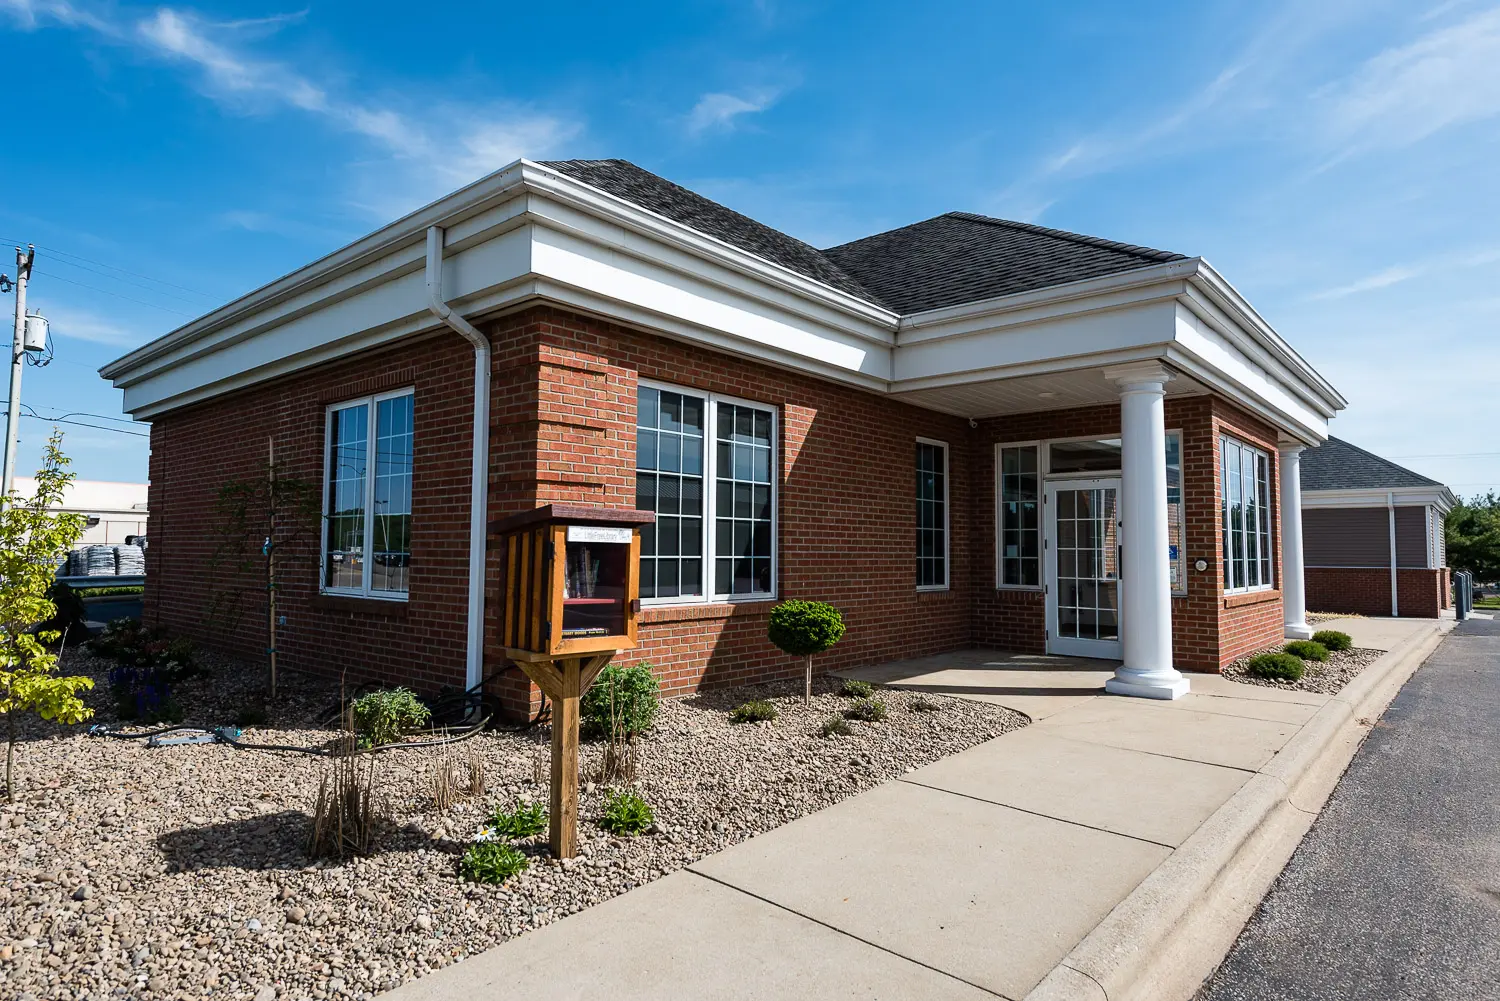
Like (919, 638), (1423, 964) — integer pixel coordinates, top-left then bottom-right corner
(1024, 618), (1454, 1001)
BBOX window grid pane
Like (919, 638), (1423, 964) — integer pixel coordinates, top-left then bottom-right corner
(1000, 445), (1040, 586)
(371, 394), (413, 593)
(636, 387), (706, 599)
(917, 442), (947, 588)
(325, 403), (369, 590)
(1221, 436), (1273, 593)
(715, 401), (773, 596)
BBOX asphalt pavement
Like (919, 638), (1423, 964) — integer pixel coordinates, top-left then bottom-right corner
(1197, 614), (1500, 1001)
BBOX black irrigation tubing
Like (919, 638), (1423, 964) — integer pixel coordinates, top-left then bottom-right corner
(216, 716), (494, 757)
(88, 723), (204, 740)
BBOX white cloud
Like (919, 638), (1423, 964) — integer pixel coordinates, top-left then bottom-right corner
(3, 1), (580, 214)
(1319, 6), (1500, 158)
(1307, 264), (1423, 300)
(687, 89), (780, 134)
(31, 302), (147, 346)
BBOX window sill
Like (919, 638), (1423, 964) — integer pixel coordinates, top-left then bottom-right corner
(311, 593), (410, 617)
(994, 585), (1043, 593)
(640, 600), (775, 624)
(916, 585), (951, 594)
(1223, 589), (1280, 609)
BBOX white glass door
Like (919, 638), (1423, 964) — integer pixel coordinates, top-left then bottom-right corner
(1045, 478), (1123, 660)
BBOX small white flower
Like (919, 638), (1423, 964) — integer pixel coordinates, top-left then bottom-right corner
(473, 826), (499, 843)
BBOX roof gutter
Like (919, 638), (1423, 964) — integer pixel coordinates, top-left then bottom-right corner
(425, 226), (489, 692)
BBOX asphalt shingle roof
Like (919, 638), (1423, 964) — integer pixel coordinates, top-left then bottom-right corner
(537, 159), (1189, 315)
(1300, 437), (1444, 492)
(536, 159), (878, 303)
(820, 213), (1188, 315)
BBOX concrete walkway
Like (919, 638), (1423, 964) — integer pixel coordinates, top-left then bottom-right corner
(384, 617), (1443, 1001)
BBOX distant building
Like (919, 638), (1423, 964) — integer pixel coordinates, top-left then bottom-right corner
(13, 477), (149, 546)
(1299, 438), (1454, 618)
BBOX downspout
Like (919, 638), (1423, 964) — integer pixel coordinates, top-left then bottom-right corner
(1388, 490), (1399, 618)
(425, 226), (489, 691)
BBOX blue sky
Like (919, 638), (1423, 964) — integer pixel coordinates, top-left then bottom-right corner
(2, 0), (1497, 496)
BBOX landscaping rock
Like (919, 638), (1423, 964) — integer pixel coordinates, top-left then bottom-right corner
(1224, 644), (1384, 694)
(0, 647), (1025, 999)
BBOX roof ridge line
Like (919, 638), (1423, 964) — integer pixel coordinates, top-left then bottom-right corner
(942, 211), (1185, 263)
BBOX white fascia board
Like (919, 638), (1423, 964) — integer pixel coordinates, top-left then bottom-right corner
(892, 297), (1180, 385)
(1303, 487), (1457, 512)
(1169, 304), (1330, 444)
(528, 215), (887, 384)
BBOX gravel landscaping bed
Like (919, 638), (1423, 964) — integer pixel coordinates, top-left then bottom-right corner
(1222, 645), (1385, 695)
(1, 649), (1026, 1001)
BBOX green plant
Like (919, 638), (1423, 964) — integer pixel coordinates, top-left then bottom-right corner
(350, 687), (431, 748)
(599, 788), (654, 836)
(581, 663), (660, 740)
(1311, 630), (1352, 652)
(844, 697), (888, 722)
(1446, 491), (1500, 582)
(490, 799), (548, 840)
(1284, 640), (1329, 662)
(0, 432), (93, 802)
(819, 714), (852, 738)
(909, 695), (941, 712)
(840, 678), (874, 698)
(459, 841), (529, 883)
(768, 599), (847, 705)
(730, 699), (777, 724)
(234, 705), (269, 728)
(74, 585), (145, 598)
(1247, 652), (1305, 681)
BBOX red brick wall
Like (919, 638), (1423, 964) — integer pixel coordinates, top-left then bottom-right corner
(1306, 566), (1446, 618)
(1210, 400), (1287, 666)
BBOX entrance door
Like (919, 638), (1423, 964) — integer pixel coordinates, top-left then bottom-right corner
(1045, 478), (1123, 660)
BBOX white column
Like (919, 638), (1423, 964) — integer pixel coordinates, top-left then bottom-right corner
(1104, 363), (1188, 700)
(1277, 443), (1315, 639)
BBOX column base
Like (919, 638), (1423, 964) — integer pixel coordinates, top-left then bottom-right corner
(1284, 622), (1314, 640)
(1106, 672), (1190, 700)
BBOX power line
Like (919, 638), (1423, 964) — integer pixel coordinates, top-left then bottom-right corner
(40, 255), (219, 307)
(1387, 452), (1500, 460)
(1, 401), (150, 437)
(31, 270), (196, 317)
(2, 236), (224, 300)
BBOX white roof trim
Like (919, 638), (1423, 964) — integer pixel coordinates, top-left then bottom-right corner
(1303, 485), (1457, 514)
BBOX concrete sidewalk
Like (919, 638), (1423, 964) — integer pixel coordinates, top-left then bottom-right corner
(384, 617), (1449, 1001)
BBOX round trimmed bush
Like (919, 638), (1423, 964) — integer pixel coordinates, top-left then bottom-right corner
(581, 663), (660, 741)
(1247, 652), (1305, 681)
(1312, 629), (1352, 652)
(768, 599), (846, 656)
(1284, 640), (1329, 662)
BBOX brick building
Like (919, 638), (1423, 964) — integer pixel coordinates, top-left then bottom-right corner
(1299, 437), (1455, 618)
(100, 159), (1346, 708)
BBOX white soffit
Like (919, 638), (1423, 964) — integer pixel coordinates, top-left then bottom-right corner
(891, 367), (1210, 418)
(1303, 487), (1457, 513)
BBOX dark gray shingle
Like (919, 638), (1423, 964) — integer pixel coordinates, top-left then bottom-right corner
(1301, 437), (1443, 492)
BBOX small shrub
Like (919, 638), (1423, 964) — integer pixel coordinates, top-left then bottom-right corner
(460, 842), (529, 884)
(729, 699), (777, 724)
(581, 663), (660, 741)
(234, 705), (269, 728)
(844, 697), (888, 722)
(909, 695), (942, 712)
(1284, 640), (1329, 662)
(819, 714), (852, 738)
(599, 788), (654, 836)
(1247, 652), (1305, 681)
(1312, 630), (1352, 652)
(490, 800), (548, 840)
(840, 678), (874, 698)
(350, 688), (431, 748)
(768, 599), (847, 704)
(40, 581), (88, 644)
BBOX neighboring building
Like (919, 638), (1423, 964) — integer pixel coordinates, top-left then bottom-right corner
(14, 476), (149, 546)
(100, 159), (1345, 711)
(1299, 437), (1455, 618)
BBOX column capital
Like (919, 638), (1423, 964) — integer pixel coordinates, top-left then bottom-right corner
(1102, 361), (1175, 390)
(1276, 439), (1309, 457)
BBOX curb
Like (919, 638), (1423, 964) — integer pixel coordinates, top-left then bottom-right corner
(1024, 619), (1455, 1001)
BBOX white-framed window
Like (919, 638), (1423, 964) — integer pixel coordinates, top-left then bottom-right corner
(322, 388), (414, 599)
(636, 380), (777, 604)
(1221, 435), (1273, 593)
(997, 442), (1041, 588)
(916, 438), (949, 590)
(999, 433), (1185, 594)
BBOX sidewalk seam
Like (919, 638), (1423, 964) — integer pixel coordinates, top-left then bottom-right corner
(684, 868), (1013, 1000)
(898, 777), (1179, 850)
(1033, 731), (1261, 775)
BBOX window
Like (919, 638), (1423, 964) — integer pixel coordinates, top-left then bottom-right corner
(916, 439), (948, 589)
(998, 444), (1041, 587)
(1167, 434), (1185, 593)
(1221, 436), (1273, 592)
(323, 389), (413, 598)
(636, 383), (776, 602)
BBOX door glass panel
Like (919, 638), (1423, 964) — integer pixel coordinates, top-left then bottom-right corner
(1053, 486), (1119, 642)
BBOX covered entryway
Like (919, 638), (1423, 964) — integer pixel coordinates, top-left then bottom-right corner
(1044, 477), (1122, 660)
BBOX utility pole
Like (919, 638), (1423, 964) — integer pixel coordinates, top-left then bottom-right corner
(1, 245), (34, 501)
